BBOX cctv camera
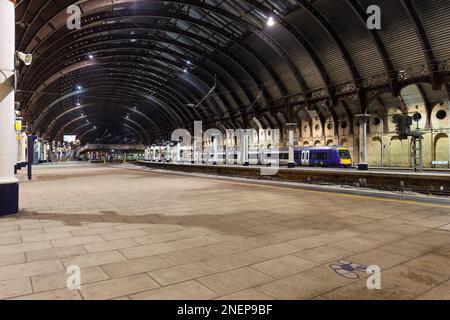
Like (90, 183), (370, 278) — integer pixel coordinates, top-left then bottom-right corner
(17, 52), (33, 66)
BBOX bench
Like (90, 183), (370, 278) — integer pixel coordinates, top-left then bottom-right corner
(431, 160), (449, 168)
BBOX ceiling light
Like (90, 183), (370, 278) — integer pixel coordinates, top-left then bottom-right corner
(76, 85), (82, 90)
(267, 16), (276, 27)
(88, 54), (94, 59)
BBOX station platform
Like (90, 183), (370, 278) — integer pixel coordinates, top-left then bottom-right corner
(136, 161), (450, 197)
(0, 162), (447, 300)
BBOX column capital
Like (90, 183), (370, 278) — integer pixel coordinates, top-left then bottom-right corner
(355, 114), (371, 125)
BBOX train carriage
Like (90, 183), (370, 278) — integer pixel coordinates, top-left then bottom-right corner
(296, 146), (352, 168)
(146, 143), (352, 168)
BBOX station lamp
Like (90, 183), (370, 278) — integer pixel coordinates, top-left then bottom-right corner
(16, 51), (33, 66)
(267, 16), (276, 27)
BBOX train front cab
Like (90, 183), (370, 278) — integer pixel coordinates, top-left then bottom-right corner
(337, 148), (352, 168)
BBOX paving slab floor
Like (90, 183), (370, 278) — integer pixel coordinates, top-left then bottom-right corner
(1, 163), (449, 300)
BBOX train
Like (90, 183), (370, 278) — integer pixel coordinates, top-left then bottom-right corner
(144, 145), (353, 168)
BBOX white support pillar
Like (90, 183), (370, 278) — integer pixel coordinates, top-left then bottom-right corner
(176, 143), (181, 163)
(20, 132), (27, 166)
(356, 114), (370, 171)
(286, 123), (297, 168)
(212, 137), (218, 165)
(34, 139), (40, 164)
(242, 130), (250, 166)
(43, 143), (48, 162)
(0, 0), (18, 215)
(166, 144), (170, 162)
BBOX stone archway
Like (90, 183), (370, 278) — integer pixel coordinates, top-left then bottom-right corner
(434, 133), (449, 162)
(369, 137), (383, 166)
(388, 136), (411, 167)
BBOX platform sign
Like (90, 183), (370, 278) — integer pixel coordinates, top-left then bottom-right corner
(15, 119), (22, 131)
(63, 135), (77, 143)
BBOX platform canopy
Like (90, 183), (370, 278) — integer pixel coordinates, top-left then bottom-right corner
(15, 0), (450, 144)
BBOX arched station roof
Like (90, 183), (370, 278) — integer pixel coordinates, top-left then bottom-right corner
(15, 0), (450, 144)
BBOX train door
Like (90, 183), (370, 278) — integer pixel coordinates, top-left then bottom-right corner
(301, 150), (310, 166)
(305, 150), (310, 166)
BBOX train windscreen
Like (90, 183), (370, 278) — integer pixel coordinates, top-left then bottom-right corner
(338, 150), (351, 159)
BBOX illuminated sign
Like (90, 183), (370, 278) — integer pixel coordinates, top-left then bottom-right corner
(15, 119), (22, 131)
(63, 135), (77, 143)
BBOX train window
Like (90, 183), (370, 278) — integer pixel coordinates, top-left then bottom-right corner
(339, 150), (351, 159)
(314, 152), (328, 161)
